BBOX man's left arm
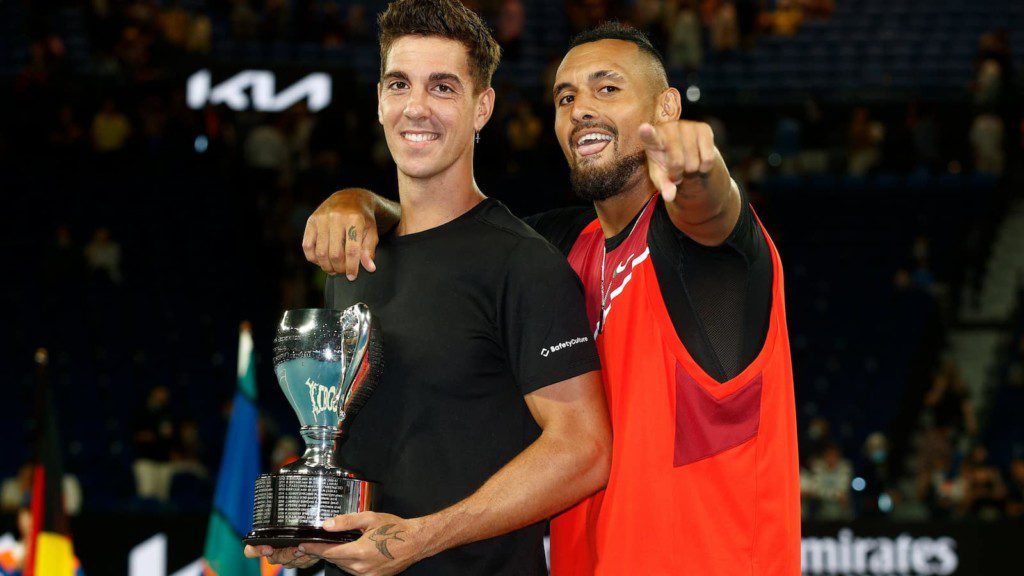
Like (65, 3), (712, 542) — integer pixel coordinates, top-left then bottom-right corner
(639, 120), (742, 246)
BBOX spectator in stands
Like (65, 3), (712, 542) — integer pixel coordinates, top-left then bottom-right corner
(801, 416), (832, 466)
(916, 391), (954, 472)
(170, 420), (207, 473)
(770, 0), (803, 37)
(264, 0), (292, 41)
(893, 268), (913, 292)
(17, 35), (68, 91)
(470, 0), (504, 21)
(632, 0), (666, 39)
(346, 4), (373, 45)
(184, 11), (213, 54)
(0, 464), (82, 516)
(124, 0), (158, 26)
(507, 99), (542, 148)
(666, 0), (703, 71)
(702, 114), (728, 151)
(846, 106), (884, 176)
(321, 2), (347, 46)
(960, 445), (1007, 519)
(50, 105), (85, 154)
(910, 236), (939, 294)
(90, 99), (132, 154)
(1007, 335), (1024, 388)
(860, 432), (891, 517)
(975, 30), (1013, 105)
(566, 0), (612, 35)
(919, 451), (958, 520)
(92, 47), (125, 81)
(43, 225), (85, 287)
(244, 116), (291, 190)
(167, 420), (209, 503)
(773, 115), (802, 174)
(43, 225), (87, 337)
(113, 24), (154, 77)
(709, 1), (739, 53)
(798, 0), (834, 18)
(230, 0), (261, 41)
(131, 385), (176, 501)
(281, 238), (315, 308)
(797, 98), (829, 173)
(1006, 457), (1024, 518)
(496, 0), (525, 60)
(630, 0), (663, 28)
(733, 0), (759, 49)
(506, 100), (543, 172)
(138, 95), (169, 155)
(157, 1), (189, 49)
(970, 112), (1005, 176)
(283, 103), (316, 174)
(973, 58), (1004, 109)
(84, 227), (123, 285)
(924, 361), (977, 439)
(806, 443), (854, 521)
(0, 465), (33, 513)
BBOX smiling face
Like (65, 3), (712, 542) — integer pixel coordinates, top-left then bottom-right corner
(553, 39), (673, 201)
(378, 35), (494, 181)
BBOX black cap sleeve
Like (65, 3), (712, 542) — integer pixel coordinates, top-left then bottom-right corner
(498, 237), (601, 395)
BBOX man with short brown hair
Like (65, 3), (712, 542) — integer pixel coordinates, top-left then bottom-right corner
(244, 1), (610, 575)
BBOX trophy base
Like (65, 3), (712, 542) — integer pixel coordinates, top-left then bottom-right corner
(243, 526), (362, 548)
(246, 470), (377, 549)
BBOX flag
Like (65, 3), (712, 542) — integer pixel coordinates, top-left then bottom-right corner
(24, 348), (79, 576)
(202, 323), (275, 576)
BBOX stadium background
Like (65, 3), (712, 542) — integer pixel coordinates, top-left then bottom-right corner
(1, 0), (1023, 574)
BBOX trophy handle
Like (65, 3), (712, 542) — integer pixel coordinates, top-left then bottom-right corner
(337, 303), (382, 435)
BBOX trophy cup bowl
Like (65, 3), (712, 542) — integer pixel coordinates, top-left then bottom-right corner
(244, 305), (382, 547)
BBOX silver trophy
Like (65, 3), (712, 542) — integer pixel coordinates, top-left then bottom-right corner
(244, 305), (383, 546)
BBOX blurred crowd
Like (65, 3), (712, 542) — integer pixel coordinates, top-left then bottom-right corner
(799, 358), (1024, 523)
(2, 0), (1022, 522)
(567, 0), (836, 70)
(13, 0), (845, 83)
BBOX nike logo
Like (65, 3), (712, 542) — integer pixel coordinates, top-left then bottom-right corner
(613, 255), (632, 277)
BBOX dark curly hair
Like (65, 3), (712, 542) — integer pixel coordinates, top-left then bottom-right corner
(568, 21), (667, 87)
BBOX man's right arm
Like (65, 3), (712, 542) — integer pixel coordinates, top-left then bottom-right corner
(302, 188), (401, 279)
(302, 188), (593, 276)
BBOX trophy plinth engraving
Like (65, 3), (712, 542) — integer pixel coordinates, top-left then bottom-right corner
(244, 305), (382, 547)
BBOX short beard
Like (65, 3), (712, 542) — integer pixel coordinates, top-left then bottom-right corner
(570, 149), (647, 202)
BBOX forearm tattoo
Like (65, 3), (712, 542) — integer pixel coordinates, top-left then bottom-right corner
(367, 524), (405, 560)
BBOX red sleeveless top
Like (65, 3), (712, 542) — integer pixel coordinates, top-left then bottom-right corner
(550, 197), (801, 575)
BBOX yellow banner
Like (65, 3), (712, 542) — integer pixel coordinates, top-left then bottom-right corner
(33, 531), (75, 576)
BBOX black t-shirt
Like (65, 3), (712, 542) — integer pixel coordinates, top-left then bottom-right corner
(324, 198), (599, 576)
(524, 193), (772, 383)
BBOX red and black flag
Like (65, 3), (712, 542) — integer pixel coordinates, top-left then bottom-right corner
(23, 348), (78, 576)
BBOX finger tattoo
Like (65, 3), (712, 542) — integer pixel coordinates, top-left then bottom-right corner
(367, 524), (406, 560)
(348, 226), (358, 242)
